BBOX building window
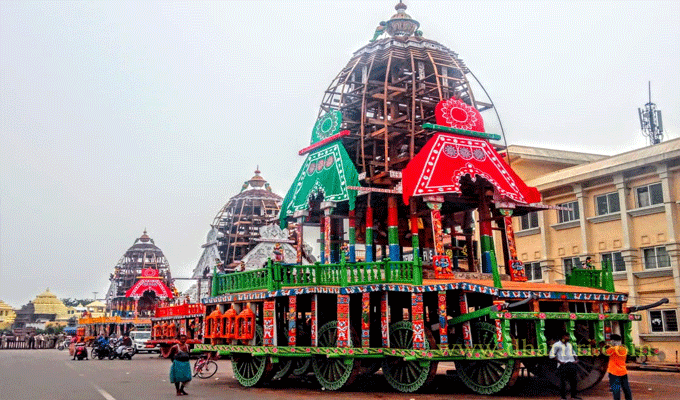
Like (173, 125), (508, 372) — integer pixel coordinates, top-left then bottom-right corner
(595, 192), (620, 215)
(650, 309), (678, 333)
(525, 262), (542, 281)
(636, 182), (663, 208)
(558, 201), (579, 223)
(643, 246), (670, 269)
(519, 212), (539, 231)
(563, 257), (581, 276)
(601, 251), (626, 272)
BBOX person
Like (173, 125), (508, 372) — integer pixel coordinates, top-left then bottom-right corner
(169, 334), (192, 396)
(583, 256), (595, 269)
(549, 334), (581, 400)
(606, 334), (632, 400)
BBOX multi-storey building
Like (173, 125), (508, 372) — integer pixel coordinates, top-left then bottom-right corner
(509, 138), (680, 358)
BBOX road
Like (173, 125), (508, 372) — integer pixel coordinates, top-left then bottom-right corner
(0, 349), (679, 400)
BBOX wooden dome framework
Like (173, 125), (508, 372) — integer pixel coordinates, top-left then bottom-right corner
(212, 170), (282, 269)
(106, 230), (174, 316)
(320, 36), (493, 188)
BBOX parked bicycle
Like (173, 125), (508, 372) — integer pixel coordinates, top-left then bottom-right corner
(193, 352), (218, 379)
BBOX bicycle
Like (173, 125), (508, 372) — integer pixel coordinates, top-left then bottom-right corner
(193, 352), (218, 379)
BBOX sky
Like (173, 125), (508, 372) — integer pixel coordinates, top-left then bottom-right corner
(1, 1), (678, 308)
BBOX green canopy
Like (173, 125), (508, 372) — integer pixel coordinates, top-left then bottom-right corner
(279, 142), (359, 228)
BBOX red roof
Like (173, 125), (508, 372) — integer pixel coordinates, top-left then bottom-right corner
(402, 132), (541, 205)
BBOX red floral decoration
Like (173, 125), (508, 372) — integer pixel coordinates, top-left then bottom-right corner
(435, 98), (485, 132)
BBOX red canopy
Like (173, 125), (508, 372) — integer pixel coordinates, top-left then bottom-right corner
(125, 268), (174, 299)
(402, 133), (541, 205)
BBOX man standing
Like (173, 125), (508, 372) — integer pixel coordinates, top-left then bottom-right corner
(549, 334), (582, 400)
(606, 334), (632, 400)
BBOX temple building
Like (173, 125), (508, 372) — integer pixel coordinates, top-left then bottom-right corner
(12, 289), (76, 329)
(105, 230), (176, 317)
(0, 300), (16, 330)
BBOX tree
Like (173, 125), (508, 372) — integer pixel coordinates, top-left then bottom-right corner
(60, 298), (93, 307)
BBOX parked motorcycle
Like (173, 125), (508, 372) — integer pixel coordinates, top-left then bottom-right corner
(57, 337), (71, 351)
(108, 338), (135, 360)
(92, 342), (111, 360)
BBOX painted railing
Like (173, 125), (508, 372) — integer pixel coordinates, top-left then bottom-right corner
(211, 256), (423, 295)
(565, 260), (615, 292)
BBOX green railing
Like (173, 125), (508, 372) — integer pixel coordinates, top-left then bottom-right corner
(565, 260), (615, 292)
(211, 256), (423, 295)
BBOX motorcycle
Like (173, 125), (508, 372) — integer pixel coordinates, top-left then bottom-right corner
(92, 342), (111, 360)
(108, 339), (135, 360)
(73, 343), (88, 360)
(57, 337), (71, 351)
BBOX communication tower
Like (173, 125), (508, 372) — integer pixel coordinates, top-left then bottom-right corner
(638, 81), (664, 145)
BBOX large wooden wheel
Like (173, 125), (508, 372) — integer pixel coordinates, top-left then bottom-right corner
(524, 355), (607, 391)
(274, 357), (312, 379)
(232, 326), (276, 387)
(381, 321), (438, 393)
(312, 320), (361, 390)
(455, 321), (520, 395)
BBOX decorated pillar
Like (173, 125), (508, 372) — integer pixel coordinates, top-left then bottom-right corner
(365, 205), (374, 262)
(288, 296), (297, 346)
(437, 291), (448, 346)
(479, 194), (502, 288)
(321, 202), (336, 264)
(311, 294), (318, 347)
(263, 300), (276, 346)
(361, 292), (370, 347)
(412, 293), (425, 349)
(387, 196), (400, 261)
(337, 294), (350, 347)
(426, 196), (445, 257)
(500, 209), (527, 282)
(459, 293), (472, 348)
(348, 209), (356, 263)
(409, 202), (420, 261)
(319, 216), (326, 264)
(293, 210), (309, 264)
(381, 292), (389, 347)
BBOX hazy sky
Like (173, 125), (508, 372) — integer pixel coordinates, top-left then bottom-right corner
(1, 1), (678, 307)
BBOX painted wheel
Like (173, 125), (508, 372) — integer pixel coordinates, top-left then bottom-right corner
(455, 321), (519, 395)
(525, 355), (607, 391)
(381, 321), (438, 393)
(232, 326), (275, 387)
(312, 320), (361, 390)
(274, 357), (312, 379)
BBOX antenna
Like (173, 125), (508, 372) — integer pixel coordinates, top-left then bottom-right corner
(638, 81), (664, 145)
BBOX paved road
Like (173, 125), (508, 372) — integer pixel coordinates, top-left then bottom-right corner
(0, 349), (678, 400)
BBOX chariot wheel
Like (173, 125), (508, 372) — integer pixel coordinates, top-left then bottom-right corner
(525, 355), (607, 391)
(273, 357), (312, 379)
(455, 321), (520, 395)
(312, 320), (361, 390)
(232, 326), (276, 387)
(381, 321), (438, 393)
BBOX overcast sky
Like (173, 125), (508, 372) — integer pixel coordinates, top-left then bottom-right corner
(1, 1), (678, 307)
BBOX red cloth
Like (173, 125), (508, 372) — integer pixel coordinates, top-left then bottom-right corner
(402, 133), (541, 205)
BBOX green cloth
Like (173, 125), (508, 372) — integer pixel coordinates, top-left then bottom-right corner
(280, 142), (359, 228)
(169, 359), (192, 383)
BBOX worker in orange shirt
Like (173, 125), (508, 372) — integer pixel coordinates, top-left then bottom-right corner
(606, 334), (632, 400)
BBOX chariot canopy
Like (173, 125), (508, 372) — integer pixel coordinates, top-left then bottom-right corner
(402, 132), (541, 205)
(124, 268), (174, 300)
(279, 142), (360, 228)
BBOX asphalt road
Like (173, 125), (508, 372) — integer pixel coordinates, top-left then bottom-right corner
(1, 349), (679, 400)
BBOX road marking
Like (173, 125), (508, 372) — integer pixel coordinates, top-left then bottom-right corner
(92, 384), (117, 400)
